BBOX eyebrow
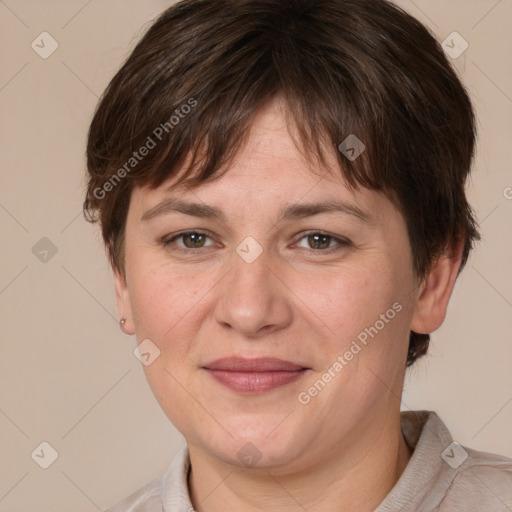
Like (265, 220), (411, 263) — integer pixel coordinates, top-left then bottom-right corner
(140, 198), (374, 224)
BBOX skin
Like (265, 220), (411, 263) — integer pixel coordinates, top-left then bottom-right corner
(114, 97), (464, 511)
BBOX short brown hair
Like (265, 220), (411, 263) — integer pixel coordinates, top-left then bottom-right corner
(84, 0), (480, 366)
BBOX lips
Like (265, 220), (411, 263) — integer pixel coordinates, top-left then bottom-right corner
(202, 357), (308, 393)
(203, 357), (306, 372)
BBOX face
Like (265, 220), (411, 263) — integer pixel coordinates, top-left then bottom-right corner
(114, 98), (439, 473)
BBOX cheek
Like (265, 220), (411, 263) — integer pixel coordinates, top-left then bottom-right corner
(296, 263), (397, 337)
(297, 260), (412, 376)
(128, 264), (208, 350)
(128, 266), (211, 430)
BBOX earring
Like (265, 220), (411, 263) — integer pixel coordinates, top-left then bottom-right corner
(120, 317), (127, 329)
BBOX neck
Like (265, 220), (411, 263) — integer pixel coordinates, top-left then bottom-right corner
(187, 412), (412, 512)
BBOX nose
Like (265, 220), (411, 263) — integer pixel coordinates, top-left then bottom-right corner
(214, 242), (293, 338)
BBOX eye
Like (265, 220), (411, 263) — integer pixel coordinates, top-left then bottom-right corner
(295, 231), (351, 252)
(162, 230), (351, 254)
(163, 230), (215, 250)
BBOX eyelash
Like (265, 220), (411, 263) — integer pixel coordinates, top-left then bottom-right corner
(161, 230), (351, 255)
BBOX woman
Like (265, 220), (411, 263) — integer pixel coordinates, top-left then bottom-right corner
(84, 0), (512, 510)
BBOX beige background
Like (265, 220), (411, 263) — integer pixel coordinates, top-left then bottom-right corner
(0, 0), (511, 510)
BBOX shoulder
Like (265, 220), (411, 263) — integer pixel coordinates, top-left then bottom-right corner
(439, 447), (512, 511)
(388, 410), (512, 511)
(103, 476), (163, 512)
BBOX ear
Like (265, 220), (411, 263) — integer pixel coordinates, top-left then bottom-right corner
(113, 268), (135, 335)
(410, 238), (465, 335)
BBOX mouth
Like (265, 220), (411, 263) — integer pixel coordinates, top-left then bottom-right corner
(202, 357), (309, 393)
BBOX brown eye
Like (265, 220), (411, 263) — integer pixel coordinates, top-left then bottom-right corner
(181, 232), (207, 248)
(163, 231), (215, 251)
(308, 234), (332, 250)
(296, 232), (351, 253)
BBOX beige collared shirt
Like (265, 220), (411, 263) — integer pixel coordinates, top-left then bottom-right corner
(104, 410), (512, 511)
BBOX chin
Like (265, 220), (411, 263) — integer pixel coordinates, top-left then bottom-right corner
(198, 421), (307, 470)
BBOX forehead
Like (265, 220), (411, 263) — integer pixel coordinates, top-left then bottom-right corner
(130, 98), (393, 222)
